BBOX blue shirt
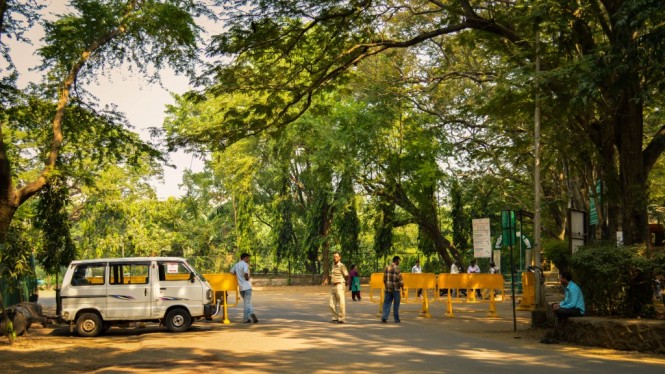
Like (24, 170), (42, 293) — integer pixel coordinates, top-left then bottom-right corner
(559, 280), (585, 314)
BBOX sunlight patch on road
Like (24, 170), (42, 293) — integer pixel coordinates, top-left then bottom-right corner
(558, 346), (665, 366)
(454, 349), (573, 369)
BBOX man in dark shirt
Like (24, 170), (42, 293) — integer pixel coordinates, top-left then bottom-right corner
(381, 256), (404, 323)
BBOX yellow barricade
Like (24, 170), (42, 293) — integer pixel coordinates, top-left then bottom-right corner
(437, 274), (504, 318)
(369, 273), (385, 316)
(402, 273), (437, 318)
(517, 271), (536, 311)
(203, 273), (239, 324)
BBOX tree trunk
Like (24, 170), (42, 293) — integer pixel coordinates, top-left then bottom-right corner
(617, 91), (648, 245)
(388, 183), (457, 268)
(320, 201), (333, 285)
(0, 129), (18, 344)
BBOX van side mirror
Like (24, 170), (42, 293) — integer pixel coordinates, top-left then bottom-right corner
(189, 272), (196, 283)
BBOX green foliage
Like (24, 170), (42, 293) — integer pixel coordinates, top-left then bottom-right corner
(34, 174), (77, 276)
(333, 174), (360, 264)
(450, 179), (469, 253)
(274, 176), (296, 263)
(39, 0), (207, 83)
(542, 239), (570, 272)
(570, 242), (655, 318)
(0, 1), (44, 69)
(372, 200), (394, 260)
(0, 225), (33, 286)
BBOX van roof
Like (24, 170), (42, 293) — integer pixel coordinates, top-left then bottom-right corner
(69, 257), (190, 265)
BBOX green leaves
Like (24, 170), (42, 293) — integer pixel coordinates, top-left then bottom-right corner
(39, 0), (205, 84)
(34, 173), (77, 275)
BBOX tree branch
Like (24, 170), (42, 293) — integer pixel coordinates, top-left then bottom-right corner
(643, 124), (665, 175)
(16, 1), (136, 206)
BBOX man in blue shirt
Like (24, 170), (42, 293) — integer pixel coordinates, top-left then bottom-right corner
(552, 271), (585, 323)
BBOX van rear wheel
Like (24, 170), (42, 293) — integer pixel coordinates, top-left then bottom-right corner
(76, 312), (103, 337)
(164, 308), (191, 332)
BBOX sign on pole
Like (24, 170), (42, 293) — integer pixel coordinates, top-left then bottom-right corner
(472, 218), (492, 258)
(589, 180), (601, 226)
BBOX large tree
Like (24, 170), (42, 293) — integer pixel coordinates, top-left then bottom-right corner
(0, 0), (207, 243)
(191, 0), (664, 246)
(0, 0), (208, 342)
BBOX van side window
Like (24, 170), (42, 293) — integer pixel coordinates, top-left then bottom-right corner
(158, 262), (191, 282)
(71, 264), (105, 286)
(110, 263), (150, 285)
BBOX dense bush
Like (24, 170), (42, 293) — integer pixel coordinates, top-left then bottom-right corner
(542, 239), (570, 271)
(570, 242), (655, 317)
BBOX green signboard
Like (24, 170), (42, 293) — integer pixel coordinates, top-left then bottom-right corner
(501, 210), (516, 246)
(589, 180), (601, 226)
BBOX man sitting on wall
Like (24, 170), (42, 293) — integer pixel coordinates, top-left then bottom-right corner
(552, 271), (585, 324)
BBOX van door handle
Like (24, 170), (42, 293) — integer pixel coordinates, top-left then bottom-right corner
(160, 288), (166, 291)
(144, 289), (147, 296)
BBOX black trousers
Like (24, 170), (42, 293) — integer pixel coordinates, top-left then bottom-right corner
(555, 307), (582, 320)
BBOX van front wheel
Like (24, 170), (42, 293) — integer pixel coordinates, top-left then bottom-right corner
(164, 308), (191, 332)
(76, 313), (103, 337)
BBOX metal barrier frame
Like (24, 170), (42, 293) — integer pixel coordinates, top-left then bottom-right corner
(436, 274), (505, 318)
(203, 273), (239, 324)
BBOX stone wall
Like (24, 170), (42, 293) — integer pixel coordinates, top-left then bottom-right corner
(554, 317), (665, 354)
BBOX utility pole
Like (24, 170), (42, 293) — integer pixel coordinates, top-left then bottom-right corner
(534, 25), (545, 310)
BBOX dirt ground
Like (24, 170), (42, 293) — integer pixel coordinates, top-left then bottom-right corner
(1, 286), (664, 373)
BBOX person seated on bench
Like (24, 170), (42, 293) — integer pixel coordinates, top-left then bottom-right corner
(552, 271), (585, 324)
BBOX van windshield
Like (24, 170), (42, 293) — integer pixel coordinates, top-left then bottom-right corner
(185, 261), (206, 282)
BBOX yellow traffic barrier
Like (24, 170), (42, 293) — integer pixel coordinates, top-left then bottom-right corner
(402, 273), (437, 318)
(203, 273), (239, 324)
(369, 273), (384, 316)
(437, 274), (504, 318)
(517, 271), (536, 311)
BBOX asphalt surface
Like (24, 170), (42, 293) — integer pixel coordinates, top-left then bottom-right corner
(4, 286), (665, 373)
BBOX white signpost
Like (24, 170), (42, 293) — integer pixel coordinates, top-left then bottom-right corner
(472, 218), (492, 258)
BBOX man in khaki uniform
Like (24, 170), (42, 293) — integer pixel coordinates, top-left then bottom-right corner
(329, 251), (349, 323)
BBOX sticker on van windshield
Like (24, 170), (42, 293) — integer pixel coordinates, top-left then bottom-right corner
(167, 263), (179, 273)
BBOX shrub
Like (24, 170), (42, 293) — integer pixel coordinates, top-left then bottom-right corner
(570, 242), (655, 317)
(542, 239), (570, 272)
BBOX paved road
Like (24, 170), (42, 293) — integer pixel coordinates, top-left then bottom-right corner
(7, 286), (665, 373)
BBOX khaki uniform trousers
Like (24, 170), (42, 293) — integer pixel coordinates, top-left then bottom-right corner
(329, 283), (346, 321)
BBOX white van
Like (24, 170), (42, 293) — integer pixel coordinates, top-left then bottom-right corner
(58, 257), (214, 337)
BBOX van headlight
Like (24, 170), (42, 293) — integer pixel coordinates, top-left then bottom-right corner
(206, 289), (213, 301)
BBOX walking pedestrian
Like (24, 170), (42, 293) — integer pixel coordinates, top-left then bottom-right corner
(230, 253), (258, 323)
